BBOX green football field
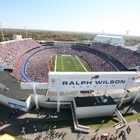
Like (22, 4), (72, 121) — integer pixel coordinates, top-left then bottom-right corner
(55, 55), (90, 72)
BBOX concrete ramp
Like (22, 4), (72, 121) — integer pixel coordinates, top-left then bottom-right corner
(71, 102), (89, 133)
(0, 83), (6, 89)
(114, 108), (127, 129)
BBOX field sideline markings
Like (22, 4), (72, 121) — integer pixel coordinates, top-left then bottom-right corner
(71, 56), (79, 71)
(61, 55), (64, 71)
(71, 56), (80, 71)
(66, 55), (72, 71)
(76, 56), (88, 72)
(70, 55), (77, 71)
(66, 55), (74, 71)
(71, 56), (78, 70)
(54, 55), (57, 72)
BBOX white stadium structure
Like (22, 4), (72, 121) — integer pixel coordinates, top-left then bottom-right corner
(1, 34), (140, 132)
(94, 35), (125, 46)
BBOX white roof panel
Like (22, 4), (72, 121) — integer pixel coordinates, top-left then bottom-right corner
(97, 35), (123, 39)
(94, 35), (124, 44)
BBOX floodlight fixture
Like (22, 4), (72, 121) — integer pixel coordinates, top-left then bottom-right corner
(102, 30), (104, 35)
(24, 26), (28, 38)
(126, 30), (129, 36)
(0, 22), (5, 42)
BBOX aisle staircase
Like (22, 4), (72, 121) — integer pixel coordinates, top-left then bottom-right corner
(71, 102), (89, 133)
(114, 108), (127, 129)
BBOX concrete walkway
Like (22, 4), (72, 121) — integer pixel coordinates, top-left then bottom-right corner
(0, 103), (140, 140)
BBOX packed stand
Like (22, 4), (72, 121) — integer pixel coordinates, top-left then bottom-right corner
(90, 42), (140, 68)
(72, 45), (127, 71)
(26, 48), (57, 82)
(9, 47), (42, 82)
(0, 38), (41, 68)
(26, 46), (115, 82)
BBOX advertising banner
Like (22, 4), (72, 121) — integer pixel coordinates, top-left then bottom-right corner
(49, 72), (138, 91)
(8, 102), (27, 111)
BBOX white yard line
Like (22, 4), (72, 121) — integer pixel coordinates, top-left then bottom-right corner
(71, 56), (79, 71)
(76, 56), (88, 72)
(61, 55), (64, 71)
(54, 55), (57, 72)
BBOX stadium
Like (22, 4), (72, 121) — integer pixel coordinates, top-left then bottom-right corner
(0, 34), (140, 133)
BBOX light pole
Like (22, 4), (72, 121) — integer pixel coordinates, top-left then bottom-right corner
(33, 83), (39, 109)
(125, 30), (129, 45)
(24, 26), (27, 38)
(102, 30), (104, 35)
(22, 127), (27, 140)
(126, 30), (129, 37)
(0, 23), (5, 42)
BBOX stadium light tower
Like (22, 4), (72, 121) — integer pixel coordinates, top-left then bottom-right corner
(126, 30), (129, 36)
(0, 23), (5, 42)
(102, 30), (104, 35)
(24, 26), (28, 38)
(125, 30), (129, 45)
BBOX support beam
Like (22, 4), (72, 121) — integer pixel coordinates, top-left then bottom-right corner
(132, 89), (140, 104)
(118, 78), (131, 108)
(33, 83), (39, 109)
(104, 90), (107, 96)
(45, 88), (49, 96)
(118, 89), (127, 108)
(78, 90), (80, 96)
(57, 79), (60, 112)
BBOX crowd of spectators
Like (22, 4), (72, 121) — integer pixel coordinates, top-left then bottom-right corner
(0, 38), (41, 68)
(9, 47), (41, 82)
(72, 45), (127, 71)
(90, 42), (140, 68)
(26, 48), (58, 82)
(26, 46), (115, 82)
(2, 39), (137, 83)
(67, 47), (115, 72)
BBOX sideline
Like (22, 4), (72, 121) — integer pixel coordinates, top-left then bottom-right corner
(76, 56), (88, 72)
(54, 55), (57, 72)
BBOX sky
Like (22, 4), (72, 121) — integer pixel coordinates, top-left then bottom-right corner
(0, 0), (140, 36)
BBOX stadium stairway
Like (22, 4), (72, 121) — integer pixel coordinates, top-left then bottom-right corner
(114, 108), (127, 130)
(71, 102), (89, 133)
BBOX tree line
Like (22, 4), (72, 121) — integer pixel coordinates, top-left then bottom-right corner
(0, 29), (95, 42)
(0, 29), (140, 46)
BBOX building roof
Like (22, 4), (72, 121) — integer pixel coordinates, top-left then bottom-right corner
(94, 35), (124, 44)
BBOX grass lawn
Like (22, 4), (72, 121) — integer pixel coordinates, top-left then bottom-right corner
(78, 57), (91, 71)
(123, 112), (140, 122)
(32, 119), (73, 128)
(1, 113), (140, 139)
(56, 55), (90, 72)
(31, 113), (140, 129)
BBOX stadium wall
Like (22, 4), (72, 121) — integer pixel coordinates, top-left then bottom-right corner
(75, 105), (116, 119)
(31, 95), (73, 109)
(131, 66), (140, 71)
(0, 94), (27, 111)
(26, 95), (34, 112)
(0, 65), (13, 72)
(0, 90), (140, 114)
(102, 88), (138, 99)
(20, 82), (49, 89)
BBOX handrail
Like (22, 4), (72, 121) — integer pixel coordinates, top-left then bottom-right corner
(114, 108), (127, 129)
(71, 102), (89, 133)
